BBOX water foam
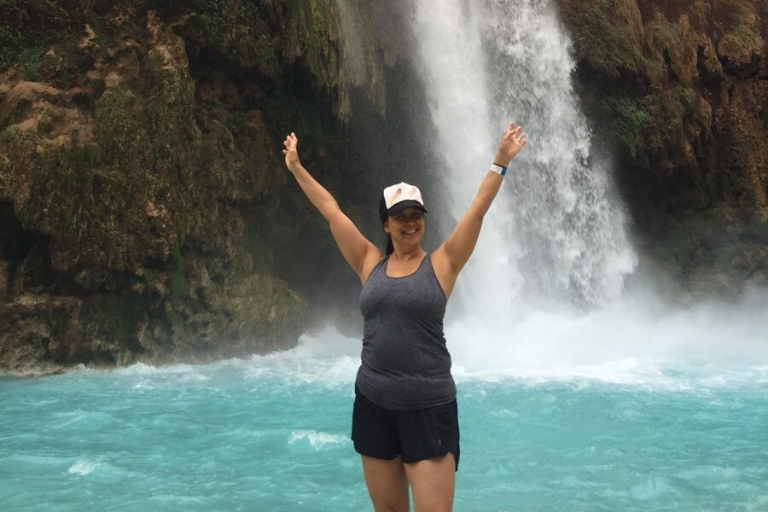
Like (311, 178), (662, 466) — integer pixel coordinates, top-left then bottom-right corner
(445, 294), (768, 389)
(113, 301), (767, 391)
(288, 430), (350, 450)
(114, 362), (201, 376)
(67, 459), (98, 476)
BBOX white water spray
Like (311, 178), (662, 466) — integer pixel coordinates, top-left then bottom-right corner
(272, 0), (768, 382)
(409, 0), (636, 311)
(408, 1), (522, 316)
(395, 0), (768, 377)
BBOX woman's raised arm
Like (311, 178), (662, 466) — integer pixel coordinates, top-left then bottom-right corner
(432, 123), (527, 297)
(283, 133), (382, 282)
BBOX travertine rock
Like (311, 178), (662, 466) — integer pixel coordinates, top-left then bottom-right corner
(560, 0), (768, 295)
(0, 2), (376, 375)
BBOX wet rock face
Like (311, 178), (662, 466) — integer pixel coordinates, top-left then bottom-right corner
(0, 292), (82, 375)
(0, 1), (389, 375)
(0, 260), (9, 298)
(559, 0), (768, 295)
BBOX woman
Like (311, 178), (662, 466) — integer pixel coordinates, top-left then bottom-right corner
(283, 122), (526, 511)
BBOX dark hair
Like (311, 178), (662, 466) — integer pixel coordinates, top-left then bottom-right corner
(379, 196), (393, 255)
(378, 195), (388, 224)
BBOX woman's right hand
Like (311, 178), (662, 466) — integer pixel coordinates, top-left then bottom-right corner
(283, 132), (300, 172)
(494, 122), (527, 168)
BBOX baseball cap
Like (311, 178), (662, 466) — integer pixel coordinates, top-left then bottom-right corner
(379, 182), (428, 222)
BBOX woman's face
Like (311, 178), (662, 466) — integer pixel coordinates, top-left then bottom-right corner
(385, 207), (425, 247)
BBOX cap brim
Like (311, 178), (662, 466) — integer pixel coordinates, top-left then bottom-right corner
(386, 200), (427, 217)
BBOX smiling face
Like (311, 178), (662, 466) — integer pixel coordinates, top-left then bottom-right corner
(384, 207), (425, 249)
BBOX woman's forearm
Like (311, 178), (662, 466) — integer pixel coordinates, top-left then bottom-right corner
(289, 163), (341, 220)
(282, 132), (341, 220)
(469, 125), (527, 219)
(470, 145), (513, 219)
(282, 133), (379, 279)
(469, 171), (504, 219)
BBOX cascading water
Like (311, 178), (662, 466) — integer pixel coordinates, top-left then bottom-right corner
(398, 0), (765, 378)
(408, 0), (636, 311)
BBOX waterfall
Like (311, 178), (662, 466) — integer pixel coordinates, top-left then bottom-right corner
(406, 0), (637, 312)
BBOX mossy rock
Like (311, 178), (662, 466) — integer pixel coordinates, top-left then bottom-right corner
(0, 1), (393, 372)
(560, 0), (651, 80)
(715, 0), (763, 73)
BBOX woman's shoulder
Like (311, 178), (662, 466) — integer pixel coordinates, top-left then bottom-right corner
(426, 247), (453, 300)
(361, 254), (388, 285)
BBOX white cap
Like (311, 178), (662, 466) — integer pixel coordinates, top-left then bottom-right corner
(382, 182), (427, 216)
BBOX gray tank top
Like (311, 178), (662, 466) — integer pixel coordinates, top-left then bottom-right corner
(355, 254), (456, 410)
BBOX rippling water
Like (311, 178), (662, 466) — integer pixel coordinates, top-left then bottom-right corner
(2, 320), (767, 512)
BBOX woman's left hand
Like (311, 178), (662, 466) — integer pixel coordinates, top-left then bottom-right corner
(283, 132), (301, 173)
(494, 122), (527, 167)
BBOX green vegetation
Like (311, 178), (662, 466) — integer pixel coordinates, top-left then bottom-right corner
(648, 18), (683, 52)
(17, 46), (46, 80)
(150, 0), (280, 78)
(0, 0), (72, 72)
(0, 0), (350, 281)
(560, 0), (700, 173)
(726, 0), (762, 46)
(0, 0), (384, 366)
(171, 238), (188, 300)
(601, 95), (651, 158)
(560, 0), (648, 80)
(590, 88), (686, 167)
(282, 0), (341, 87)
(717, 0), (764, 67)
(1, 124), (20, 142)
(6, 131), (106, 249)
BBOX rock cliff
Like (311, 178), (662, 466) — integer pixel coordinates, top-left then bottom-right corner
(559, 0), (768, 297)
(0, 0), (390, 375)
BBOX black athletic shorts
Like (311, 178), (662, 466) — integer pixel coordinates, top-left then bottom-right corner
(351, 387), (460, 471)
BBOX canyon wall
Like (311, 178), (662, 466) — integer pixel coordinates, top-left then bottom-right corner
(560, 0), (768, 297)
(0, 0), (391, 374)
